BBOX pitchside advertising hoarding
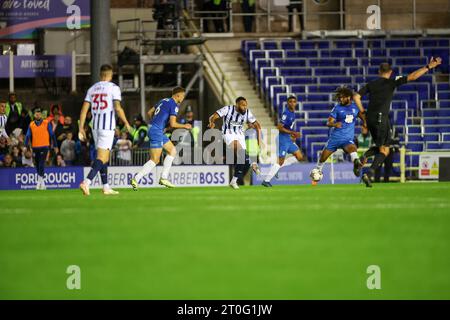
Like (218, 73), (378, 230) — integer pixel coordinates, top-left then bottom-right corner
(252, 163), (359, 185)
(419, 152), (450, 179)
(0, 166), (231, 190)
(0, 0), (90, 39)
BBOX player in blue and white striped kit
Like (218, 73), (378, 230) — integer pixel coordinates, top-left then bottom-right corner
(131, 87), (192, 189)
(313, 87), (366, 183)
(0, 100), (8, 140)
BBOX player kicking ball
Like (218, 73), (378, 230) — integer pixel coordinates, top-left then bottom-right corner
(131, 87), (191, 190)
(262, 95), (304, 187)
(311, 87), (366, 185)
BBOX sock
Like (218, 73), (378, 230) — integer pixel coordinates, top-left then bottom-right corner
(161, 155), (175, 180)
(100, 164), (108, 186)
(87, 159), (104, 182)
(231, 176), (238, 184)
(135, 160), (156, 183)
(364, 146), (379, 159)
(350, 152), (359, 162)
(281, 156), (298, 168)
(265, 163), (281, 182)
(316, 161), (325, 171)
(370, 153), (386, 171)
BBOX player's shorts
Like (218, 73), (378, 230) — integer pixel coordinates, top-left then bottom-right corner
(325, 136), (355, 152)
(148, 126), (170, 149)
(279, 136), (299, 158)
(223, 133), (246, 150)
(93, 130), (115, 150)
(368, 119), (391, 147)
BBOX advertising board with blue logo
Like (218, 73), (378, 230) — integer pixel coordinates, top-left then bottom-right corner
(0, 165), (230, 190)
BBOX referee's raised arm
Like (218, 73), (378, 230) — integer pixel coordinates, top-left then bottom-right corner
(406, 57), (442, 81)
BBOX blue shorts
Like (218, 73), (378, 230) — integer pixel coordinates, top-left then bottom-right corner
(148, 126), (170, 149)
(325, 136), (355, 152)
(279, 137), (299, 158)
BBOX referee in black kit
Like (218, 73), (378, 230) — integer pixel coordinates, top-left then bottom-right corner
(353, 57), (442, 187)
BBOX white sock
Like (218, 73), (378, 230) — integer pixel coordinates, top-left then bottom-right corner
(85, 179), (92, 186)
(265, 163), (281, 182)
(281, 156), (299, 168)
(231, 176), (238, 184)
(350, 152), (359, 162)
(135, 160), (156, 183)
(317, 161), (325, 171)
(161, 155), (175, 180)
(103, 184), (110, 190)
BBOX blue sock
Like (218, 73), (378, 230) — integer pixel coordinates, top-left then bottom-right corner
(87, 159), (104, 181)
(100, 163), (108, 185)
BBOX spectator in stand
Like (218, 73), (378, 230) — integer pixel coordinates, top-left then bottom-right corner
(115, 131), (133, 166)
(5, 93), (23, 135)
(55, 116), (76, 148)
(11, 145), (22, 167)
(22, 149), (34, 167)
(47, 104), (65, 125)
(241, 0), (255, 32)
(0, 136), (9, 156)
(0, 100), (9, 140)
(61, 131), (76, 165)
(55, 153), (66, 167)
(132, 114), (148, 148)
(49, 112), (61, 133)
(0, 153), (16, 168)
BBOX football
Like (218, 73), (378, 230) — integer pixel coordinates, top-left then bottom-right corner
(310, 168), (323, 182)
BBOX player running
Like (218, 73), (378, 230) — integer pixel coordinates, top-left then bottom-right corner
(262, 95), (304, 187)
(312, 87), (366, 184)
(131, 87), (191, 189)
(354, 58), (442, 187)
(208, 96), (262, 190)
(79, 64), (132, 196)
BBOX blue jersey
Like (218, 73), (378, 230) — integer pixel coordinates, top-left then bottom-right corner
(150, 97), (179, 130)
(329, 102), (360, 141)
(279, 109), (296, 141)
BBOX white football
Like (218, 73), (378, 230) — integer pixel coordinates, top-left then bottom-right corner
(310, 168), (323, 182)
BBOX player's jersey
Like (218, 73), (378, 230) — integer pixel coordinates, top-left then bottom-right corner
(0, 114), (7, 138)
(150, 98), (179, 130)
(328, 102), (360, 141)
(216, 105), (257, 135)
(279, 108), (296, 141)
(84, 81), (121, 131)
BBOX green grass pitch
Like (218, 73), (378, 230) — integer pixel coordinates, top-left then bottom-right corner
(1, 182), (450, 300)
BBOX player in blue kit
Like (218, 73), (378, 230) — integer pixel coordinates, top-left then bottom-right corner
(131, 87), (192, 189)
(262, 95), (304, 187)
(313, 87), (366, 183)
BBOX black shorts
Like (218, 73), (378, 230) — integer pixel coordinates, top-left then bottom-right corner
(368, 120), (391, 147)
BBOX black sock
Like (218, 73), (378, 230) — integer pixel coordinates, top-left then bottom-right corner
(100, 163), (108, 185)
(370, 153), (386, 171)
(364, 146), (379, 159)
(87, 159), (104, 181)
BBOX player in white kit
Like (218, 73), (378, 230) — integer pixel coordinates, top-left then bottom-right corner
(208, 97), (262, 189)
(78, 64), (132, 196)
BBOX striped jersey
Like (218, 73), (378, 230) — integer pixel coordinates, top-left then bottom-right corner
(216, 105), (257, 135)
(84, 81), (122, 131)
(0, 114), (7, 138)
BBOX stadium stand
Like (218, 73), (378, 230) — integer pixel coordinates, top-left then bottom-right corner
(242, 38), (450, 174)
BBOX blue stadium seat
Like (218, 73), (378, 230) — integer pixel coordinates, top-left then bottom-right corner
(407, 142), (424, 152)
(310, 58), (342, 67)
(281, 40), (296, 50)
(261, 41), (278, 50)
(422, 108), (450, 117)
(301, 102), (332, 111)
(286, 50), (318, 58)
(426, 142), (450, 150)
(438, 91), (450, 100)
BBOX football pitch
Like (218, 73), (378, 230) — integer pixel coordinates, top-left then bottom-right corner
(1, 182), (450, 300)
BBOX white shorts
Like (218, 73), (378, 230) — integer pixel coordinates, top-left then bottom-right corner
(223, 133), (246, 150)
(93, 130), (115, 150)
